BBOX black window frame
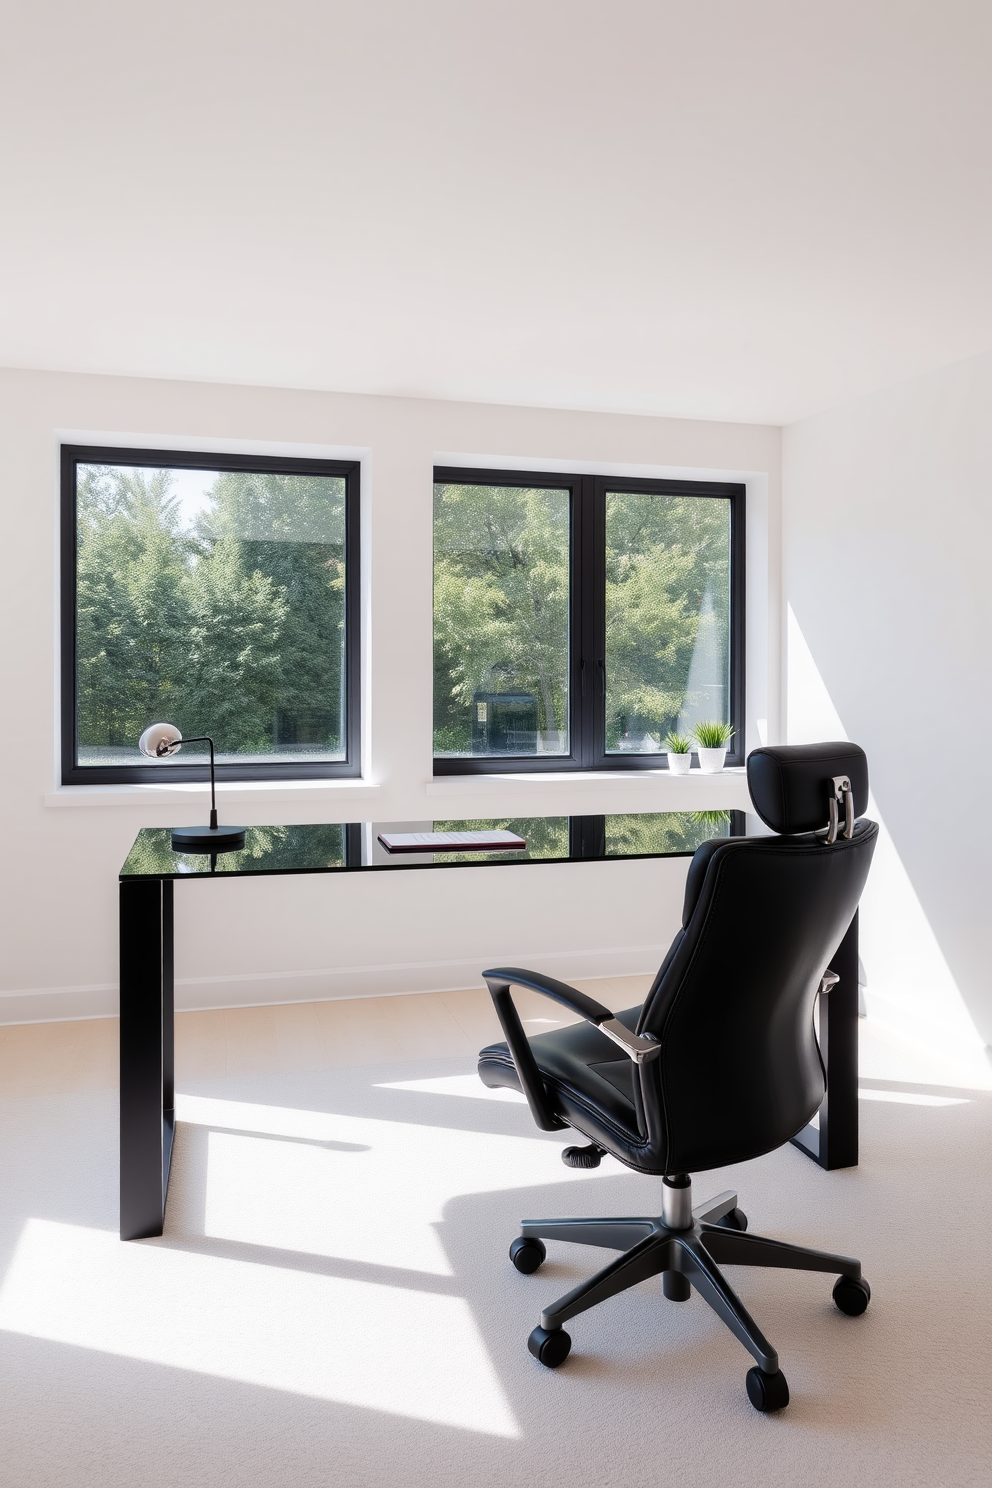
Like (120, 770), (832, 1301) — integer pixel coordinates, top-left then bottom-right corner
(433, 466), (745, 775)
(60, 444), (362, 786)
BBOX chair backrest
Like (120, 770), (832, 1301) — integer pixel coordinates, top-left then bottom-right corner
(635, 743), (878, 1174)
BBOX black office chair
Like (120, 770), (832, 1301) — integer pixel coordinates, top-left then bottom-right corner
(478, 743), (878, 1411)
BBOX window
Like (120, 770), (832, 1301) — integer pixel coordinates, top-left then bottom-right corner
(433, 467), (743, 773)
(61, 446), (360, 784)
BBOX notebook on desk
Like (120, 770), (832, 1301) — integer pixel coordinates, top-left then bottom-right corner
(377, 830), (527, 853)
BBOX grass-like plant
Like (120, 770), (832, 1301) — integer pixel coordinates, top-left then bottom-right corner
(692, 720), (734, 749)
(664, 731), (693, 755)
(689, 809), (732, 827)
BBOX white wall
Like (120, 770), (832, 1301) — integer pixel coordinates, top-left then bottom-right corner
(0, 368), (778, 1023)
(783, 348), (992, 1056)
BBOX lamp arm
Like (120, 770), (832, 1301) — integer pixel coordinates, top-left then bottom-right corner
(176, 736), (218, 827)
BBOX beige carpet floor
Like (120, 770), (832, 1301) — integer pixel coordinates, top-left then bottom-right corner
(1, 1014), (990, 1487)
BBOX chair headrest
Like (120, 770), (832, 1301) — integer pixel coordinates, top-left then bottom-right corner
(747, 742), (869, 835)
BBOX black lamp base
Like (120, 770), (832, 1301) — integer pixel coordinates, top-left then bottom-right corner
(171, 825), (246, 854)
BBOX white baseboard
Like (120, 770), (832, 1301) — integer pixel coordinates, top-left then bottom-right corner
(0, 944), (667, 1024)
(0, 983), (120, 1025)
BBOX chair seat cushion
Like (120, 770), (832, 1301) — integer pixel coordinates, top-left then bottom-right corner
(479, 1006), (653, 1162)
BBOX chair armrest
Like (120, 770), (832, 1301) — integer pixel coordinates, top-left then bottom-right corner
(481, 966), (660, 1134)
(483, 967), (613, 1023)
(482, 971), (566, 1130)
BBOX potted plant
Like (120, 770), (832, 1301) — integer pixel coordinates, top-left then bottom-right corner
(692, 720), (734, 773)
(664, 731), (693, 775)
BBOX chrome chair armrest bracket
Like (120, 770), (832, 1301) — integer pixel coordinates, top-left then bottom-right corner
(598, 1018), (661, 1064)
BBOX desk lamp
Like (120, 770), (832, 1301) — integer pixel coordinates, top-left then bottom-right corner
(138, 723), (246, 853)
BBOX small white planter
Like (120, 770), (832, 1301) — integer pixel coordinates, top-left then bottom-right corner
(667, 751), (692, 775)
(697, 746), (727, 774)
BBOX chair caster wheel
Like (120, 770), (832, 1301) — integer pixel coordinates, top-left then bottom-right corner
(528, 1325), (571, 1368)
(562, 1142), (605, 1169)
(718, 1207), (748, 1232)
(833, 1275), (871, 1315)
(746, 1366), (789, 1412)
(509, 1237), (546, 1274)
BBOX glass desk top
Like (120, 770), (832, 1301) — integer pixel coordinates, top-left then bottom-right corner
(120, 811), (740, 880)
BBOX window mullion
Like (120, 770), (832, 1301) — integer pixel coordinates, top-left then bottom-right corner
(728, 484), (747, 768)
(574, 476), (606, 767)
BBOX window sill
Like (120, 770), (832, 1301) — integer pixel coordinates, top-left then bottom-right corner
(426, 767), (750, 806)
(44, 779), (382, 809)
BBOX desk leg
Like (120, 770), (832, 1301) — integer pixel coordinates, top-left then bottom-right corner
(120, 878), (175, 1240)
(791, 912), (859, 1171)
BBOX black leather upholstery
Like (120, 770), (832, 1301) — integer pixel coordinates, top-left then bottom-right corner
(747, 741), (869, 834)
(484, 1005), (645, 1141)
(479, 748), (878, 1176)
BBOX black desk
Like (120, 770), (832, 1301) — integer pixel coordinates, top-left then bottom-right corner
(118, 810), (856, 1240)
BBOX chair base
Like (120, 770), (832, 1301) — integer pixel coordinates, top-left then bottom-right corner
(516, 1182), (866, 1408)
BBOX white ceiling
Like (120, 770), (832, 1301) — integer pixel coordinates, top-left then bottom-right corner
(2, 1), (991, 425)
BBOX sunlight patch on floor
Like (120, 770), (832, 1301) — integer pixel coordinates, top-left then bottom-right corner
(858, 1087), (968, 1107)
(0, 1218), (520, 1437)
(377, 1074), (526, 1102)
(176, 1094), (599, 1276)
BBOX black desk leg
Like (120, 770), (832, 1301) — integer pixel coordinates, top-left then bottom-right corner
(791, 912), (859, 1170)
(120, 878), (175, 1240)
